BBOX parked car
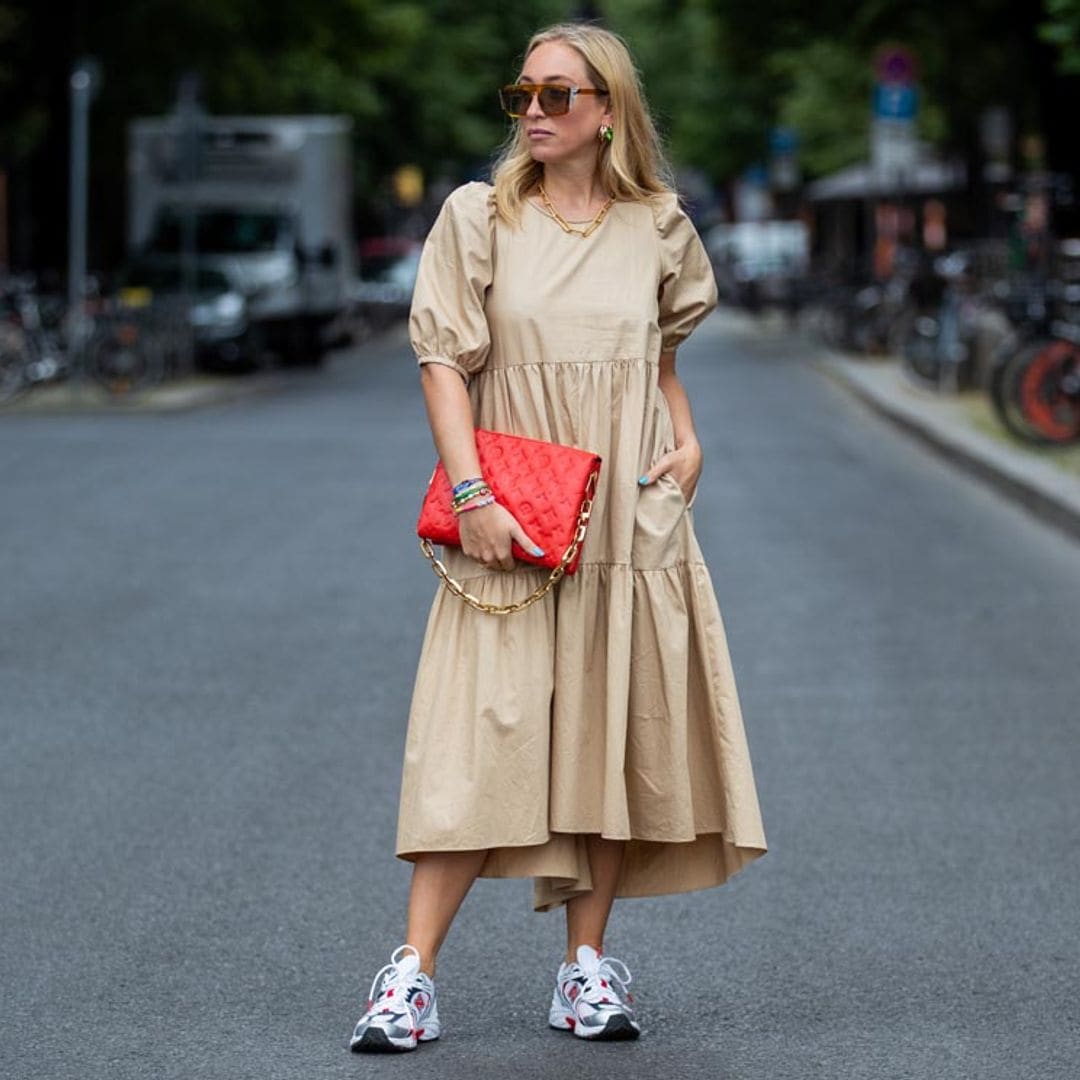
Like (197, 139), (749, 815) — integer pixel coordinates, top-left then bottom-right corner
(354, 237), (423, 328)
(705, 220), (810, 312)
(116, 259), (265, 372)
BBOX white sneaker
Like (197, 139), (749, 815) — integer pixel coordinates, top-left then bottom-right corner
(549, 944), (641, 1040)
(349, 944), (440, 1052)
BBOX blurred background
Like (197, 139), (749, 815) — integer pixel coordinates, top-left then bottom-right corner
(1, 0), (1079, 427)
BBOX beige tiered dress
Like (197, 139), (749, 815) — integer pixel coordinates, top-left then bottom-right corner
(397, 180), (767, 912)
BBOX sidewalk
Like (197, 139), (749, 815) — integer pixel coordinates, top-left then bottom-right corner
(0, 369), (301, 416)
(712, 306), (1080, 542)
(812, 344), (1080, 544)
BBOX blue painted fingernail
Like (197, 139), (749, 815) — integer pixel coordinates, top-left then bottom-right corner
(638, 475), (649, 485)
(532, 546), (545, 556)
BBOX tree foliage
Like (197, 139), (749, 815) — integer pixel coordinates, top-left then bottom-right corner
(1039, 0), (1080, 73)
(0, 2), (48, 162)
(0, 0), (1076, 268)
(81, 0), (572, 189)
(607, 0), (1040, 183)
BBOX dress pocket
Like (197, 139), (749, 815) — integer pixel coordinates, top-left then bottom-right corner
(659, 469), (699, 511)
(632, 471), (689, 569)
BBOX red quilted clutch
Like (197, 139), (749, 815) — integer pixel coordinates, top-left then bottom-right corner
(417, 429), (602, 576)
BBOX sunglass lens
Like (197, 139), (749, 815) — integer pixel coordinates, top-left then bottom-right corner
(538, 87), (571, 114)
(500, 88), (529, 116)
(500, 85), (572, 117)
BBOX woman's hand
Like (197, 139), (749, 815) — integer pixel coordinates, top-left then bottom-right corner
(458, 501), (545, 572)
(638, 440), (703, 503)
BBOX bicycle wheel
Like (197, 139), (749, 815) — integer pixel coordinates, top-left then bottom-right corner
(1016, 338), (1080, 444)
(0, 324), (30, 403)
(989, 338), (1059, 444)
(823, 302), (855, 351)
(900, 317), (943, 390)
(86, 320), (164, 396)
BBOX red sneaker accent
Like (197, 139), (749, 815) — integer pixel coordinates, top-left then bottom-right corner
(567, 1017), (576, 1029)
(387, 988), (394, 997)
(600, 979), (608, 988)
(415, 1028), (424, 1038)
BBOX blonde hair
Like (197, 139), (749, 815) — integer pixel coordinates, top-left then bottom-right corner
(491, 22), (674, 225)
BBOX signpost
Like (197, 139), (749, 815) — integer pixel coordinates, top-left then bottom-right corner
(871, 46), (918, 194)
(68, 57), (102, 383)
(768, 126), (801, 218)
(868, 47), (919, 281)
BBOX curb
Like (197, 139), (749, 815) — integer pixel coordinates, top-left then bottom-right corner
(813, 353), (1080, 544)
(0, 370), (299, 416)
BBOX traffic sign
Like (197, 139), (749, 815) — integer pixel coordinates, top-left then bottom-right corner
(873, 83), (918, 121)
(875, 46), (917, 85)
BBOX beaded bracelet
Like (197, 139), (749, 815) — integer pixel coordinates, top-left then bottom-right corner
(452, 477), (487, 495)
(453, 485), (491, 506)
(455, 493), (496, 515)
(452, 487), (494, 514)
(451, 480), (491, 509)
(451, 477), (485, 496)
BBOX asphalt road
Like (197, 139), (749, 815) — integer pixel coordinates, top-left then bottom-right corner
(2, 312), (1079, 1080)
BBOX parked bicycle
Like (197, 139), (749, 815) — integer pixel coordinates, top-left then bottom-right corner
(0, 275), (70, 403)
(899, 251), (985, 393)
(83, 296), (168, 397)
(3, 287), (205, 404)
(988, 276), (1080, 445)
(803, 257), (919, 358)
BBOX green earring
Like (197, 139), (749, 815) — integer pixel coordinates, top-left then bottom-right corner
(599, 124), (613, 143)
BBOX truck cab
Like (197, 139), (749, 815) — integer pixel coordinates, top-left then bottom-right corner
(127, 115), (355, 365)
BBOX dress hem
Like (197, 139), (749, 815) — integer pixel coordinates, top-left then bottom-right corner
(395, 830), (768, 912)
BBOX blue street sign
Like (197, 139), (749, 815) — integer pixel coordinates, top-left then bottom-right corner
(769, 127), (799, 154)
(873, 83), (918, 120)
(744, 162), (769, 186)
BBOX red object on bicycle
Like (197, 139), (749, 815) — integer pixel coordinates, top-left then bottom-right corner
(1019, 339), (1080, 443)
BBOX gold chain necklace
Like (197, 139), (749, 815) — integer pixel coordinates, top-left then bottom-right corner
(538, 185), (615, 238)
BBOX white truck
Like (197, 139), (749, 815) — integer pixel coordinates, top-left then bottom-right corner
(127, 114), (355, 366)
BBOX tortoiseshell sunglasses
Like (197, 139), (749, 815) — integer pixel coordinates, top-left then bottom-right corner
(499, 83), (609, 118)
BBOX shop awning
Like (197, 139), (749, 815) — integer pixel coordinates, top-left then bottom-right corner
(805, 159), (968, 201)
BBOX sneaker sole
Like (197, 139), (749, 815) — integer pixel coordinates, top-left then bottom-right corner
(577, 1013), (641, 1041)
(549, 1006), (575, 1031)
(350, 1028), (416, 1053)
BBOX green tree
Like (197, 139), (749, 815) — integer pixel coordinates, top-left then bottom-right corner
(605, 0), (1045, 187)
(0, 3), (47, 164)
(0, 0), (1075, 268)
(84, 0), (572, 191)
(1039, 0), (1080, 73)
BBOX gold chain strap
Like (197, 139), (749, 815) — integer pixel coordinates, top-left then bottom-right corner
(419, 472), (598, 615)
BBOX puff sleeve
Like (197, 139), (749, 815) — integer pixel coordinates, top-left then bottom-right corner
(408, 181), (496, 381)
(653, 192), (719, 352)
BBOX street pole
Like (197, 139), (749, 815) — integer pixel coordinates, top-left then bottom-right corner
(0, 170), (8, 272)
(67, 59), (101, 386)
(175, 73), (203, 373)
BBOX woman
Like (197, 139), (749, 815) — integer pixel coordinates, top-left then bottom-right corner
(350, 21), (766, 1053)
